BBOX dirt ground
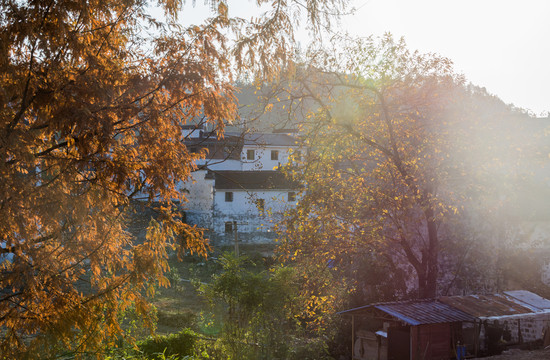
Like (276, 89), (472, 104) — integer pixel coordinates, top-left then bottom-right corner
(473, 348), (550, 359)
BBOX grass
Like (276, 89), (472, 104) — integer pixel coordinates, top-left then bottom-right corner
(148, 243), (277, 335)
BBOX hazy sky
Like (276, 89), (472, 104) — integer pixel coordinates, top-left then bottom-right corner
(179, 0), (549, 115)
(341, 0), (550, 115)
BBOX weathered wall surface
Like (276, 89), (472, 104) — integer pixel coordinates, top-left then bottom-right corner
(479, 314), (550, 345)
(241, 145), (292, 171)
(209, 189), (295, 244)
(214, 189), (293, 219)
(514, 314), (550, 342)
(209, 222), (278, 245)
(179, 170), (214, 212)
(178, 132), (300, 245)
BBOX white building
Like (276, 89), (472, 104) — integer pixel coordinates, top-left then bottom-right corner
(240, 133), (300, 171)
(211, 170), (298, 243)
(180, 128), (301, 244)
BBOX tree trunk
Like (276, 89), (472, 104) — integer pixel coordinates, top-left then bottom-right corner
(423, 207), (439, 298)
(417, 269), (428, 298)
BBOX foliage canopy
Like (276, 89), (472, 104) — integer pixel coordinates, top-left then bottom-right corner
(199, 253), (336, 360)
(0, 0), (345, 356)
(278, 35), (525, 300)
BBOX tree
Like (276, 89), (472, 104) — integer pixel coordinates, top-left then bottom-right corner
(279, 35), (488, 299)
(0, 0), (344, 356)
(199, 253), (337, 360)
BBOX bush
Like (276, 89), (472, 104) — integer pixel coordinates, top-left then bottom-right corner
(290, 336), (333, 360)
(157, 309), (197, 330)
(198, 253), (333, 359)
(137, 328), (198, 359)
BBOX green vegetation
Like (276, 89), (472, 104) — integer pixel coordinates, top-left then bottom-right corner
(4, 0), (547, 356)
(199, 253), (303, 360)
(137, 329), (199, 359)
(103, 247), (342, 359)
(105, 329), (208, 359)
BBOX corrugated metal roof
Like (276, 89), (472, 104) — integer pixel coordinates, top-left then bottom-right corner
(504, 290), (550, 311)
(375, 301), (475, 325)
(439, 294), (533, 318)
(338, 300), (475, 325)
(338, 291), (550, 324)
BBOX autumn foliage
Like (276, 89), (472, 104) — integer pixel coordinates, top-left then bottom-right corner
(0, 0), (345, 357)
(279, 35), (470, 300)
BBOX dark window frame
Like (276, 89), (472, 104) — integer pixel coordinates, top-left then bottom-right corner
(225, 221), (233, 233)
(225, 192), (233, 202)
(255, 198), (265, 214)
(288, 192), (296, 202)
(271, 150), (279, 160)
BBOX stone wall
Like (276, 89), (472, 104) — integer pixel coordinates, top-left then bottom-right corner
(513, 313), (550, 343)
(480, 313), (550, 344)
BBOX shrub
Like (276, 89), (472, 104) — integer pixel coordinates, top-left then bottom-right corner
(156, 309), (197, 330)
(137, 328), (198, 359)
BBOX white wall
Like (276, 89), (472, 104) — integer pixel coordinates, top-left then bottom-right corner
(241, 145), (296, 171)
(178, 170), (215, 228)
(179, 137), (301, 243)
(212, 189), (297, 234)
(178, 170), (214, 211)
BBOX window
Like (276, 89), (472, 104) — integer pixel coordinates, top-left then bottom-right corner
(225, 192), (233, 202)
(288, 192), (296, 202)
(225, 221), (233, 233)
(247, 149), (255, 160)
(271, 150), (279, 160)
(255, 198), (265, 214)
(294, 150), (301, 160)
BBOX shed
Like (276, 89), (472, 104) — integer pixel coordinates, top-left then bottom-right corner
(339, 300), (475, 360)
(341, 291), (550, 360)
(439, 290), (550, 353)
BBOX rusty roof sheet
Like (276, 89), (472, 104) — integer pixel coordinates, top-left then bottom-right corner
(504, 290), (550, 311)
(338, 291), (550, 323)
(338, 300), (475, 325)
(375, 301), (475, 325)
(439, 294), (533, 318)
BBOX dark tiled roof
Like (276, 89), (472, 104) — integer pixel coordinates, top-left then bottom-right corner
(243, 133), (299, 147)
(185, 132), (300, 160)
(214, 171), (299, 190)
(191, 131), (299, 147)
(338, 300), (475, 325)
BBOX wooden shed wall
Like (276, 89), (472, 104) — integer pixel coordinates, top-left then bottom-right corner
(411, 324), (451, 360)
